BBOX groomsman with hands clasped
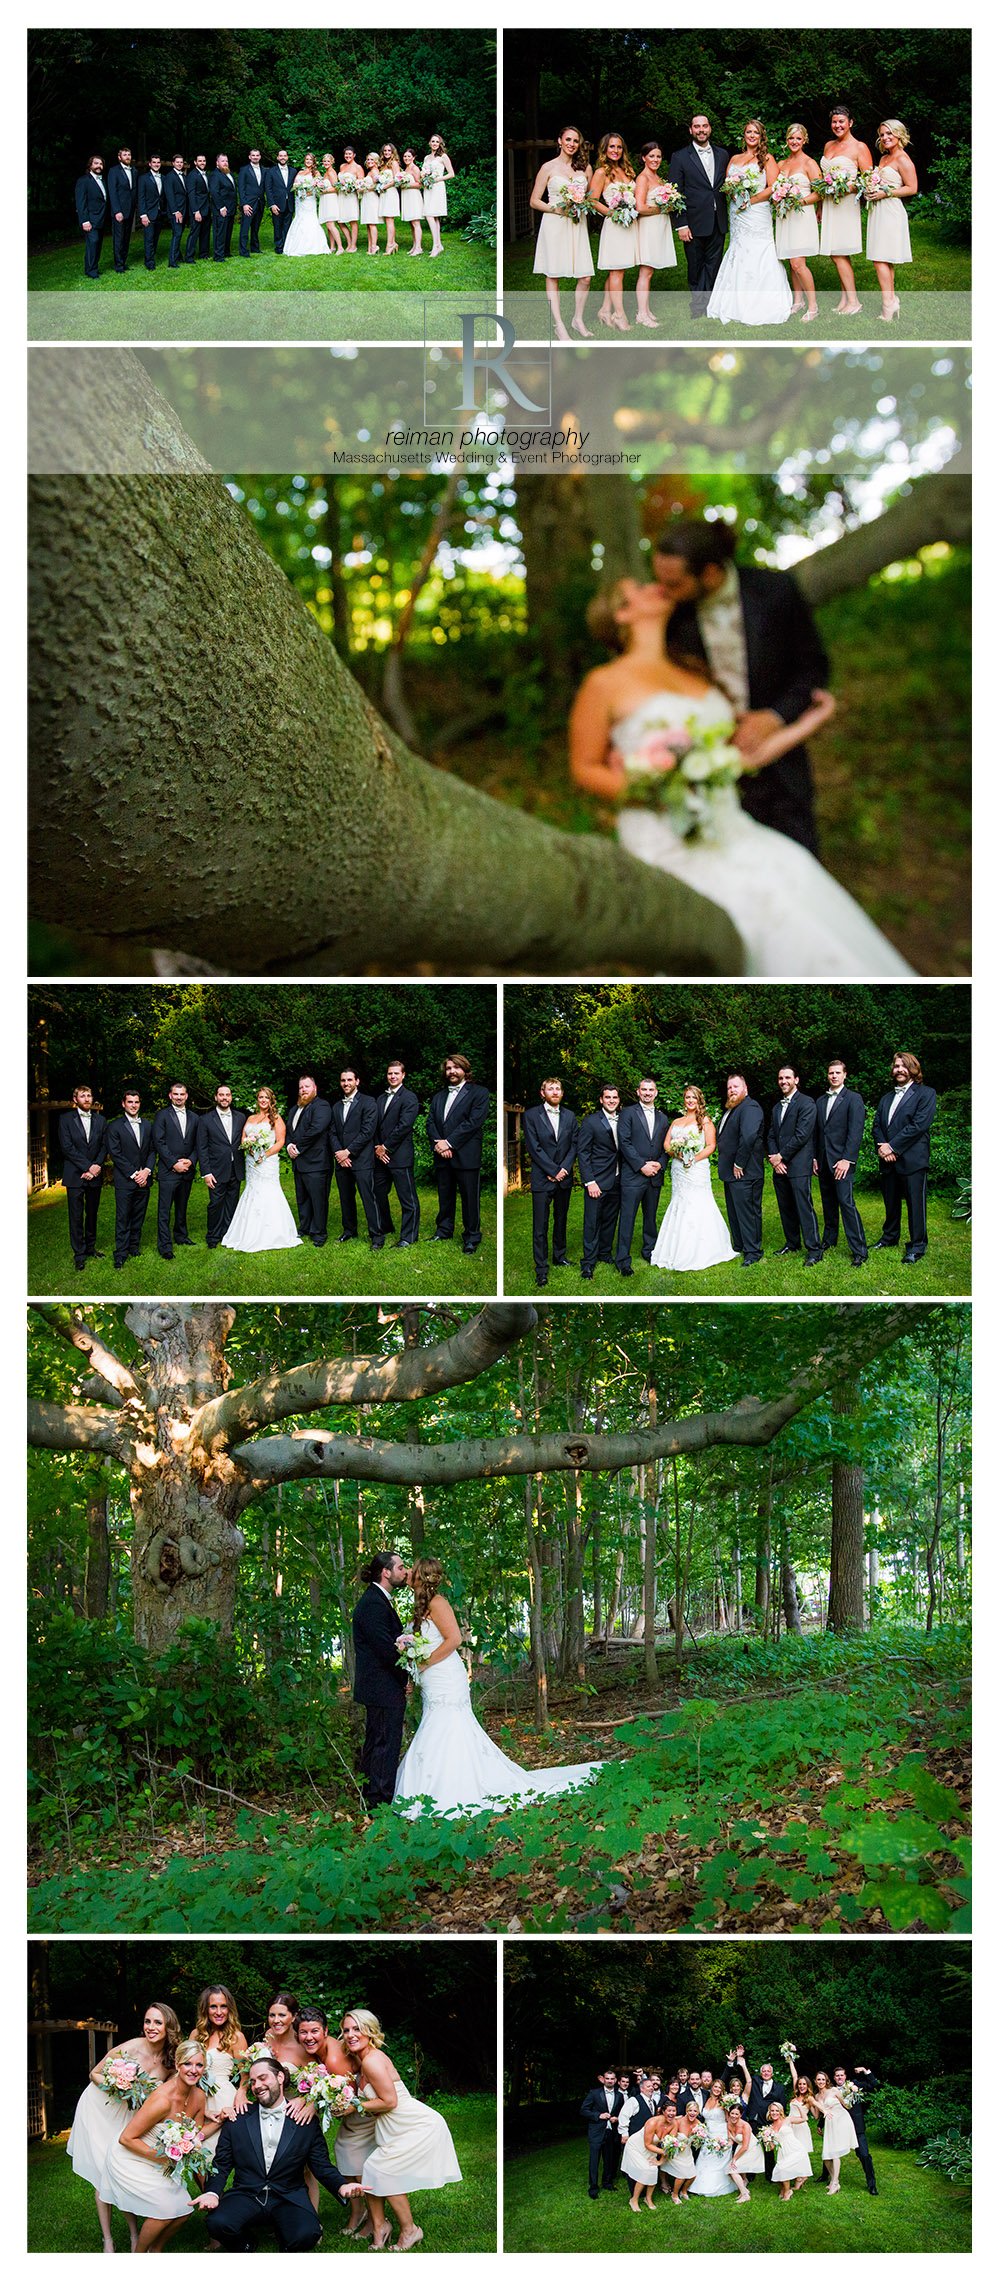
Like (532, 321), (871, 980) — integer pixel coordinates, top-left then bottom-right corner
(523, 1077), (579, 1287)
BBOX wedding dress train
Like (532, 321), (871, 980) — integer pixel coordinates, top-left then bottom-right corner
(393, 1620), (601, 1816)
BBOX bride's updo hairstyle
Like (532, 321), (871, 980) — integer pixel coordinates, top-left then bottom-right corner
(879, 118), (911, 148)
(682, 1085), (708, 1130)
(596, 129), (635, 179)
(743, 119), (770, 161)
(345, 2008), (386, 2049)
(192, 1984), (244, 2057)
(411, 1556), (446, 1625)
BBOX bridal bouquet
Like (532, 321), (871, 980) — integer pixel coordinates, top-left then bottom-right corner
(241, 1127), (271, 1166)
(836, 2080), (864, 2108)
(757, 2124), (782, 2154)
(779, 2041), (799, 2074)
(647, 179), (685, 215)
(819, 156), (858, 203)
(550, 175), (595, 222)
(152, 2118), (213, 2196)
(603, 182), (638, 226)
(619, 710), (744, 841)
(723, 165), (762, 212)
(720, 2092), (743, 2113)
(97, 2054), (158, 2110)
(396, 1629), (433, 1683)
(770, 176), (809, 215)
(669, 1129), (703, 1170)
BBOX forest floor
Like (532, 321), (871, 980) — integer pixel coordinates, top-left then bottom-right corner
(29, 2093), (497, 2252)
(502, 2136), (970, 2253)
(502, 1186), (969, 1297)
(26, 1170), (497, 1297)
(28, 1630), (970, 1939)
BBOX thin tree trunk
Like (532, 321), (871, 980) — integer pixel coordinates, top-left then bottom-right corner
(828, 1375), (866, 1632)
(84, 1479), (111, 1619)
(754, 1459), (773, 1634)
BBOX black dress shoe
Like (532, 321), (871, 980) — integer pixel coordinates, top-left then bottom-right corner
(821, 1239), (837, 1251)
(553, 1256), (571, 1267)
(536, 1273), (549, 1288)
(175, 1236), (196, 1247)
(852, 1253), (868, 1267)
(804, 1252), (823, 1267)
(774, 1244), (799, 1256)
(74, 1258), (87, 1271)
(580, 1264), (594, 1279)
(462, 1241), (480, 1254)
(312, 1237), (327, 1248)
(902, 1249), (924, 1265)
(158, 1250), (174, 1261)
(370, 1237), (385, 1250)
(742, 1256), (762, 1268)
(873, 1238), (897, 1250)
(428, 1233), (451, 1243)
(617, 1261), (633, 1277)
(85, 1249), (106, 1260)
(337, 1233), (357, 1244)
(393, 1239), (417, 1249)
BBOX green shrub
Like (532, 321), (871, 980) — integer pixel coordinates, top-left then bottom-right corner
(869, 2078), (970, 2148)
(462, 210), (498, 251)
(446, 162), (498, 232)
(918, 2129), (971, 2184)
(928, 140), (971, 245)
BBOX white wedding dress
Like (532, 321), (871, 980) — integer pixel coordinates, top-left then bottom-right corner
(393, 1619), (602, 1816)
(708, 169), (792, 324)
(614, 687), (915, 977)
(690, 2105), (738, 2197)
(282, 183), (329, 256)
(222, 1126), (302, 1252)
(651, 1127), (737, 1271)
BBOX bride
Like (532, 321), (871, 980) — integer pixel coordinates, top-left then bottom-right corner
(708, 119), (792, 325)
(393, 1558), (602, 1816)
(651, 1086), (737, 1272)
(569, 578), (915, 977)
(222, 1088), (302, 1253)
(282, 152), (329, 257)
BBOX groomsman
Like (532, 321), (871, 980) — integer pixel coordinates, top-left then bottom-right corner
(185, 155), (212, 260)
(872, 1052), (937, 1265)
(373, 1059), (421, 1249)
(153, 1082), (198, 1258)
(106, 1088), (155, 1268)
(617, 2077), (655, 2143)
(331, 1068), (381, 1247)
(265, 148), (295, 251)
(284, 1074), (332, 1246)
(814, 1058), (868, 1266)
(136, 154), (167, 268)
(209, 155), (237, 260)
(351, 1549), (410, 1811)
(716, 1072), (764, 1267)
(106, 146), (137, 271)
(767, 1066), (822, 1265)
(615, 1078), (669, 1275)
(740, 2051), (788, 2180)
(197, 1084), (247, 1246)
(581, 2071), (625, 2197)
(667, 114), (730, 317)
(238, 148), (266, 254)
(163, 154), (188, 267)
(74, 156), (108, 278)
(834, 2064), (878, 2194)
(675, 2070), (703, 2116)
(426, 1054), (490, 1255)
(577, 1086), (621, 1279)
(58, 1084), (108, 1268)
(523, 1078), (578, 1287)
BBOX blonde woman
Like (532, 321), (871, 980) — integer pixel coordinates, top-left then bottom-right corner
(361, 154), (382, 254)
(345, 2009), (461, 2252)
(191, 1985), (247, 2130)
(67, 2002), (179, 2253)
(100, 2038), (208, 2253)
(290, 2007), (373, 2236)
(708, 118), (791, 324)
(726, 2107), (766, 2202)
(768, 2100), (812, 2198)
(421, 133), (454, 256)
(378, 144), (402, 253)
(319, 153), (344, 252)
(394, 1556), (602, 1815)
(222, 1086), (300, 1252)
(773, 124), (822, 318)
(400, 149), (425, 255)
(529, 125), (594, 340)
(866, 121), (917, 319)
(650, 1084), (737, 1272)
(807, 2072), (858, 2193)
(591, 130), (638, 330)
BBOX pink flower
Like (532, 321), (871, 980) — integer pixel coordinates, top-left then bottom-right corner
(638, 728), (689, 772)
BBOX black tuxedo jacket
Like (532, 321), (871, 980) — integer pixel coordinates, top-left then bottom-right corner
(843, 2067), (878, 2127)
(871, 1084), (937, 1172)
(576, 1111), (620, 1189)
(374, 1086), (421, 1168)
(197, 1106), (248, 1183)
(58, 1108), (108, 1185)
(352, 1584), (407, 1710)
(106, 1114), (155, 1179)
(264, 162), (295, 212)
(667, 142), (730, 234)
(187, 166), (211, 218)
(238, 162), (266, 208)
(163, 169), (187, 220)
(426, 1083), (490, 1168)
(745, 2072), (788, 2128)
(716, 1096), (764, 1182)
(209, 168), (237, 214)
(767, 1092), (817, 1172)
(75, 175), (109, 227)
(815, 1087), (865, 1168)
(331, 1093), (378, 1169)
(206, 2108), (346, 2206)
(618, 1102), (671, 1180)
(523, 1103), (578, 1190)
(673, 567), (828, 736)
(152, 1103), (198, 1175)
(581, 2086), (624, 2139)
(137, 170), (167, 220)
(106, 163), (137, 217)
(285, 1096), (332, 1170)
(675, 2083), (702, 2114)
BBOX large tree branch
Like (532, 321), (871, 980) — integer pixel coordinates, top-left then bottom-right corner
(27, 1397), (126, 1457)
(196, 1303), (538, 1452)
(796, 475), (971, 607)
(30, 1302), (143, 1404)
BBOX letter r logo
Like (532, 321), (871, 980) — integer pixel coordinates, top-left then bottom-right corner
(459, 313), (546, 414)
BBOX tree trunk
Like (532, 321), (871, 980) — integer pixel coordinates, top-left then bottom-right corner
(28, 356), (742, 979)
(827, 1375), (866, 1633)
(122, 1304), (249, 1652)
(84, 1479), (111, 1619)
(754, 1461), (773, 1635)
(795, 474), (971, 606)
(779, 1538), (803, 1634)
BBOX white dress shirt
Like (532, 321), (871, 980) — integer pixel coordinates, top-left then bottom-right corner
(79, 1110), (92, 1139)
(217, 1108), (233, 1140)
(885, 1082), (912, 1124)
(258, 2100), (287, 2170)
(442, 1082), (465, 1121)
(694, 142), (716, 179)
(696, 559), (749, 711)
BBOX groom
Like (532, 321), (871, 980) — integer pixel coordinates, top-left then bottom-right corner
(194, 2055), (362, 2248)
(352, 1551), (410, 1811)
(615, 1079), (669, 1275)
(197, 1083), (247, 1247)
(668, 114), (730, 317)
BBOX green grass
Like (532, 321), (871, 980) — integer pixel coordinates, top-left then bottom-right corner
(28, 1167), (497, 1297)
(503, 1184), (968, 1297)
(29, 2094), (496, 2253)
(502, 2134), (969, 2253)
(29, 231), (493, 296)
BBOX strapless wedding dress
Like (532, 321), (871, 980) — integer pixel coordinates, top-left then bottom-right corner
(614, 688), (915, 977)
(222, 1126), (302, 1251)
(708, 173), (792, 323)
(651, 1138), (737, 1271)
(393, 1620), (601, 1816)
(283, 186), (329, 256)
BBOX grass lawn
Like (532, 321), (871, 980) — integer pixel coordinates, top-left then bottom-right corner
(29, 2093), (497, 2253)
(502, 2135), (970, 2253)
(30, 231), (493, 295)
(502, 1184), (968, 1298)
(28, 1167), (497, 1298)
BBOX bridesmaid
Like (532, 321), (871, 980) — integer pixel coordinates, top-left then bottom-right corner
(421, 133), (454, 257)
(768, 2101), (812, 2198)
(232, 1989), (307, 2113)
(190, 1985), (247, 2134)
(789, 2075), (816, 2174)
(346, 2009), (461, 2253)
(102, 2039), (208, 2254)
(319, 153), (344, 253)
(866, 120), (917, 320)
(726, 2106), (765, 2202)
(361, 153), (382, 255)
(807, 2071), (859, 2193)
(773, 124), (822, 318)
(635, 139), (677, 328)
(591, 130), (638, 330)
(400, 149), (425, 255)
(67, 2003), (179, 2253)
(819, 105), (873, 314)
(339, 145), (364, 251)
(663, 2104), (698, 2203)
(378, 144), (402, 253)
(529, 125), (594, 341)
(622, 2108), (672, 2213)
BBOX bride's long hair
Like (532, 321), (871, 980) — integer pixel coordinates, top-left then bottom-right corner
(411, 1556), (447, 1625)
(742, 118), (770, 162)
(585, 581), (717, 688)
(682, 1085), (708, 1132)
(254, 1086), (279, 1123)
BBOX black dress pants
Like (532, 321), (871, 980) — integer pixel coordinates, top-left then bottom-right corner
(206, 1174), (242, 1247)
(818, 1161), (868, 1257)
(157, 1169), (195, 1253)
(112, 1175), (151, 1264)
(67, 1182), (102, 1262)
(374, 1163), (421, 1243)
(335, 1162), (381, 1241)
(722, 1174), (763, 1261)
(879, 1163), (928, 1253)
(581, 1182), (619, 1269)
(292, 1164), (330, 1243)
(772, 1169), (821, 1254)
(360, 1698), (406, 1808)
(207, 2190), (323, 2251)
(616, 1175), (662, 1265)
(531, 1183), (571, 1271)
(683, 224), (725, 314)
(434, 1159), (482, 1245)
